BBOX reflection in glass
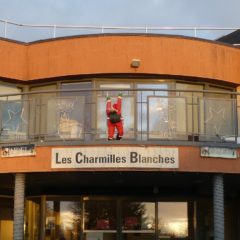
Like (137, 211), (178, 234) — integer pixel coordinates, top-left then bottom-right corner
(45, 199), (81, 240)
(25, 198), (40, 240)
(84, 200), (116, 230)
(122, 201), (155, 230)
(148, 97), (187, 139)
(47, 97), (85, 139)
(158, 202), (188, 238)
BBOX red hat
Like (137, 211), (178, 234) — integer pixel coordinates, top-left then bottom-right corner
(113, 103), (118, 109)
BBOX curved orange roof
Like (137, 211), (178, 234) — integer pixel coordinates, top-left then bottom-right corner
(0, 34), (240, 84)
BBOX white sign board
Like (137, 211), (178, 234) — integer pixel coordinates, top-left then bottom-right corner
(51, 147), (179, 169)
(1, 144), (36, 157)
(201, 147), (237, 159)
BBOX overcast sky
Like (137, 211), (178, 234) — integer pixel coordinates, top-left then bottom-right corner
(0, 0), (240, 42)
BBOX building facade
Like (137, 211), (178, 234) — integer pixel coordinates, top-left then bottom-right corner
(0, 34), (240, 240)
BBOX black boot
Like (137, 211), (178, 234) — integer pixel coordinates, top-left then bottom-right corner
(116, 134), (122, 140)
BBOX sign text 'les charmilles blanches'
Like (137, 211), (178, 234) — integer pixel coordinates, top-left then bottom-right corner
(51, 147), (179, 169)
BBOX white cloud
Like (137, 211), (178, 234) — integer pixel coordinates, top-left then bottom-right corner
(0, 0), (239, 41)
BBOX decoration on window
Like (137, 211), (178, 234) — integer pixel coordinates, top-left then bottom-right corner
(55, 99), (83, 139)
(149, 99), (177, 138)
(2, 103), (28, 139)
(205, 107), (226, 135)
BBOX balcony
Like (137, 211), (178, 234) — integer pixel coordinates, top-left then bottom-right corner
(0, 88), (239, 146)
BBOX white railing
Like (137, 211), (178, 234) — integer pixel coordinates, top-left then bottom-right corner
(0, 19), (240, 42)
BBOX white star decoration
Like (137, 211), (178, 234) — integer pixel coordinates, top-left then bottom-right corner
(57, 100), (75, 120)
(205, 107), (226, 134)
(151, 100), (177, 137)
(3, 107), (28, 133)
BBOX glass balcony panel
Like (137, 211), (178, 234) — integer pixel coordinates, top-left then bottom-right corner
(148, 97), (188, 140)
(137, 102), (147, 140)
(137, 84), (168, 140)
(0, 87), (238, 144)
(46, 97), (85, 140)
(0, 99), (31, 141)
(96, 96), (135, 139)
(30, 84), (57, 137)
(176, 83), (203, 135)
(198, 98), (237, 141)
(62, 82), (93, 139)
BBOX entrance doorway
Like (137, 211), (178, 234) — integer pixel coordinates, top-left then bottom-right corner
(25, 196), (190, 240)
(0, 197), (13, 240)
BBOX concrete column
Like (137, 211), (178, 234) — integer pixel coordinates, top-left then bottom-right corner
(213, 174), (224, 240)
(13, 173), (25, 240)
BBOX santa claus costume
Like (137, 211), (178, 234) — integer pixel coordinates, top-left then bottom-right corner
(106, 94), (124, 140)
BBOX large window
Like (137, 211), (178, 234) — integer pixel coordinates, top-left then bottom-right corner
(25, 197), (41, 240)
(158, 202), (188, 239)
(122, 201), (155, 240)
(45, 197), (81, 240)
(84, 198), (117, 240)
(35, 196), (192, 239)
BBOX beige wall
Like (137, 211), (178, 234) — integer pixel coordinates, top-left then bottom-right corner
(0, 35), (240, 84)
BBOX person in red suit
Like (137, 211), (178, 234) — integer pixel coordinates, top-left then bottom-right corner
(106, 93), (124, 140)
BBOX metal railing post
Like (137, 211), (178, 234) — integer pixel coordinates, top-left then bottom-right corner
(4, 20), (7, 38)
(194, 27), (197, 37)
(53, 25), (56, 38)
